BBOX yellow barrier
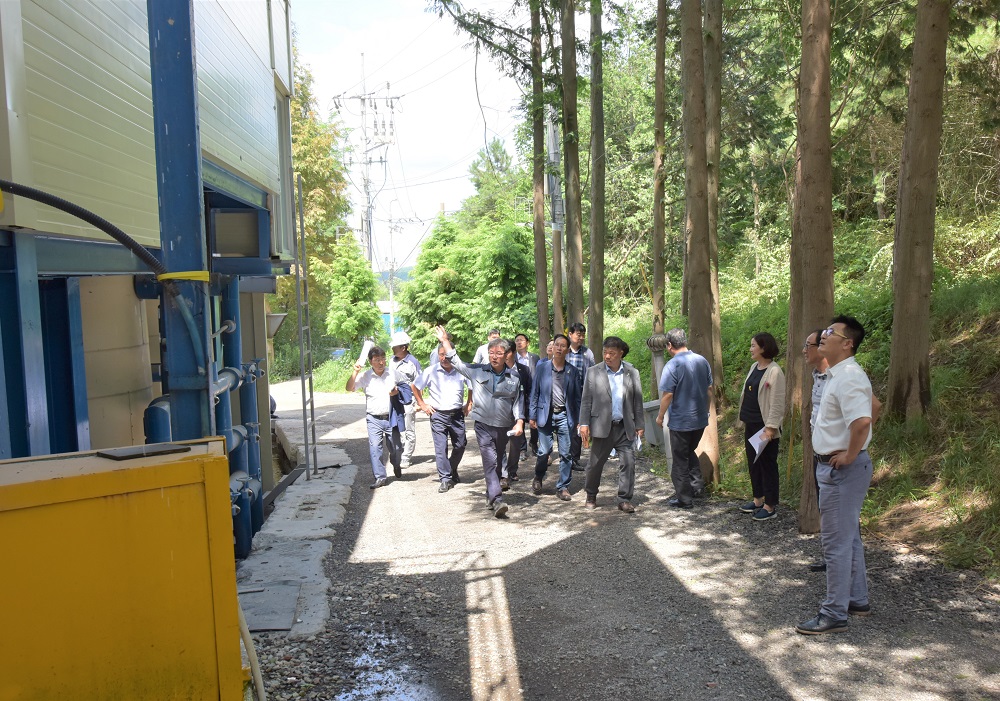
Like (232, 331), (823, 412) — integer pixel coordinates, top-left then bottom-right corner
(0, 439), (243, 701)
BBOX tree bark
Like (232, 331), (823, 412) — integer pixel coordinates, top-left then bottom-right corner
(797, 0), (835, 534)
(652, 0), (667, 335)
(588, 0), (605, 355)
(531, 0), (551, 348)
(704, 0), (724, 398)
(553, 220), (564, 334)
(887, 0), (949, 420)
(561, 0), (585, 326)
(679, 0), (719, 484)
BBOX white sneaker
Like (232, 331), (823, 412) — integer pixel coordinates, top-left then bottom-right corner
(492, 501), (508, 518)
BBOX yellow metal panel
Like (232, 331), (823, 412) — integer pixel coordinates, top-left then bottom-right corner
(0, 439), (242, 701)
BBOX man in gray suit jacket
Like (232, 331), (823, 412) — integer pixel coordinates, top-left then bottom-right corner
(579, 337), (645, 512)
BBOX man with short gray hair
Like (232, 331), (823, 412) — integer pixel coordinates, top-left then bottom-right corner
(656, 328), (713, 509)
(436, 325), (524, 518)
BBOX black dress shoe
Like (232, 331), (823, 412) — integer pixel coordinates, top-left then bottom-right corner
(668, 497), (693, 509)
(393, 463), (402, 478)
(571, 461), (585, 472)
(450, 472), (461, 484)
(796, 613), (848, 635)
(809, 562), (828, 573)
(369, 477), (388, 489)
(848, 603), (871, 617)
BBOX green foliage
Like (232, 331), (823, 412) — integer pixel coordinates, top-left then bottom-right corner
(312, 232), (383, 345)
(311, 355), (358, 393)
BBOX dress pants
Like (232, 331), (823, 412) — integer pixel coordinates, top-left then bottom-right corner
(669, 427), (706, 505)
(366, 415), (400, 479)
(744, 421), (780, 507)
(817, 451), (872, 620)
(570, 430), (583, 466)
(501, 432), (526, 479)
(534, 412), (572, 491)
(429, 409), (467, 482)
(475, 422), (510, 506)
(584, 420), (635, 503)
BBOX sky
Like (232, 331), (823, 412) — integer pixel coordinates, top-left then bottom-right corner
(290, 0), (527, 275)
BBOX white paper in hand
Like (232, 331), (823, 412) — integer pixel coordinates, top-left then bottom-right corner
(357, 340), (374, 367)
(747, 427), (770, 462)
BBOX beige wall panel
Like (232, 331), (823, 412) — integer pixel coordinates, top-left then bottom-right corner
(79, 276), (147, 349)
(80, 276), (152, 448)
(86, 390), (149, 449)
(195, 0), (280, 194)
(10, 0), (284, 241)
(270, 0), (291, 92)
(20, 0), (159, 245)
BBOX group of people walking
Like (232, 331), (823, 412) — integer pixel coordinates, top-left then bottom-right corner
(348, 314), (878, 635)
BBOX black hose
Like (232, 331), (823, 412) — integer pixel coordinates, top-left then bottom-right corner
(1, 179), (167, 275)
(0, 178), (209, 396)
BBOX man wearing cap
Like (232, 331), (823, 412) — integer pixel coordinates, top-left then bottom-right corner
(389, 330), (422, 468)
(435, 324), (524, 518)
(412, 344), (473, 492)
(796, 315), (875, 635)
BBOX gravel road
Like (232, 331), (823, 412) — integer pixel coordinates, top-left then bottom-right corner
(254, 392), (1000, 701)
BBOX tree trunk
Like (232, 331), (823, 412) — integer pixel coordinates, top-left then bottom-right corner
(651, 0), (667, 335)
(553, 221), (564, 334)
(797, 0), (835, 534)
(887, 0), (949, 420)
(588, 0), (606, 355)
(531, 0), (551, 349)
(561, 0), (585, 326)
(679, 0), (719, 484)
(704, 0), (724, 398)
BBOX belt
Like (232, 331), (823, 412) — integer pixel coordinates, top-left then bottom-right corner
(815, 449), (866, 463)
(552, 408), (565, 415)
(368, 413), (390, 420)
(434, 407), (464, 415)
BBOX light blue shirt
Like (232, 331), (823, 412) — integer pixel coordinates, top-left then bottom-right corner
(607, 364), (625, 422)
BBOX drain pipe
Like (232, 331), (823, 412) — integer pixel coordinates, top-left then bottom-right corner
(221, 277), (265, 534)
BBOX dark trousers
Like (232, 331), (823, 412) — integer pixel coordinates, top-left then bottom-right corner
(570, 430), (583, 465)
(430, 409), (467, 482)
(744, 421), (780, 507)
(501, 432), (525, 478)
(669, 427), (706, 505)
(529, 425), (538, 454)
(584, 421), (635, 503)
(475, 422), (509, 506)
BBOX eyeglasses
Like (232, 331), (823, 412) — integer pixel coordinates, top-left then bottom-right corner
(802, 342), (818, 349)
(823, 327), (852, 343)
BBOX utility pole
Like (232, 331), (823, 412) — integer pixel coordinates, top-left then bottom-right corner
(546, 104), (565, 334)
(338, 54), (402, 264)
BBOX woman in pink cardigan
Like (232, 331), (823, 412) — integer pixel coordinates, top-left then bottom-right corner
(737, 332), (786, 521)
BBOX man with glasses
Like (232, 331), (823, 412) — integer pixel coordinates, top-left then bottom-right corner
(435, 325), (525, 518)
(412, 344), (473, 493)
(796, 315), (875, 635)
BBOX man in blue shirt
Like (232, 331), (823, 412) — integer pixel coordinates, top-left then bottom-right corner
(655, 328), (713, 508)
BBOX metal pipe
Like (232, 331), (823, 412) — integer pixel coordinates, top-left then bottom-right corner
(143, 395), (172, 443)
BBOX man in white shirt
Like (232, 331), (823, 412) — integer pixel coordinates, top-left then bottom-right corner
(412, 346), (472, 492)
(346, 346), (403, 489)
(797, 315), (874, 635)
